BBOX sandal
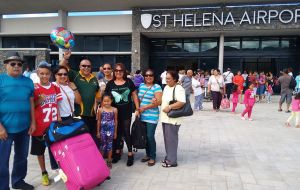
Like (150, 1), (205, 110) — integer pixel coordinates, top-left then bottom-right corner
(162, 162), (177, 168)
(278, 109), (283, 112)
(148, 160), (155, 166)
(106, 160), (112, 169)
(141, 156), (150, 163)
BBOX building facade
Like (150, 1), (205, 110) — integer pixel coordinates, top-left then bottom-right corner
(0, 1), (300, 77)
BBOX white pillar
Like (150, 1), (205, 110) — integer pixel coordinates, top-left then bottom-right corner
(218, 33), (224, 73)
(58, 10), (68, 60)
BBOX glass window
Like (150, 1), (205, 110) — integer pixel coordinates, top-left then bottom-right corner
(119, 36), (131, 52)
(281, 37), (297, 49)
(224, 38), (240, 50)
(261, 37), (279, 50)
(17, 37), (32, 48)
(103, 36), (119, 51)
(150, 39), (165, 52)
(34, 37), (49, 48)
(166, 39), (182, 52)
(242, 38), (259, 50)
(201, 38), (218, 52)
(184, 39), (199, 52)
(2, 37), (17, 48)
(116, 55), (131, 71)
(72, 35), (84, 51)
(84, 36), (101, 51)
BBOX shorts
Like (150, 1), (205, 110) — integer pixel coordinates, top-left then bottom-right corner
(30, 136), (47, 156)
(280, 93), (292, 104)
(256, 85), (266, 96)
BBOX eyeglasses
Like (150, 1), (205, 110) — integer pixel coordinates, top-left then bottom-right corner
(103, 67), (111, 70)
(81, 65), (91, 68)
(56, 73), (68, 76)
(114, 69), (123, 73)
(145, 74), (154, 77)
(9, 62), (23, 67)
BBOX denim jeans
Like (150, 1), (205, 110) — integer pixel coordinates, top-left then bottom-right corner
(143, 122), (157, 160)
(0, 129), (29, 190)
(194, 94), (203, 110)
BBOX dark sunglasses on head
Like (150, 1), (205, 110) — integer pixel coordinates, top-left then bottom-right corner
(81, 65), (91, 68)
(56, 73), (68, 76)
(145, 74), (154, 77)
(114, 69), (123, 73)
(9, 62), (23, 67)
(103, 67), (111, 70)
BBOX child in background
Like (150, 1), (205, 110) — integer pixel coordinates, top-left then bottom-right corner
(31, 62), (62, 186)
(241, 83), (256, 121)
(285, 92), (300, 128)
(97, 93), (118, 168)
(192, 75), (204, 111)
(265, 81), (273, 103)
(231, 84), (240, 113)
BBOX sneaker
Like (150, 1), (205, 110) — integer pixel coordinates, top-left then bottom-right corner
(248, 118), (253, 121)
(41, 172), (50, 186)
(127, 155), (134, 167)
(12, 181), (34, 190)
(241, 116), (246, 120)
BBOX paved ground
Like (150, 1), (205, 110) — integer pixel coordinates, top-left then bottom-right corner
(9, 96), (300, 190)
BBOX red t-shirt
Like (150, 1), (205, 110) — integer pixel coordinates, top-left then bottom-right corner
(32, 83), (62, 136)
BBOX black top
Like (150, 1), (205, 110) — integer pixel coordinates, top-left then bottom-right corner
(105, 79), (136, 120)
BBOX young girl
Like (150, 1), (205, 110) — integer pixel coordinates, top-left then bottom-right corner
(241, 83), (256, 121)
(285, 93), (300, 128)
(97, 93), (118, 168)
(265, 81), (273, 103)
(232, 84), (240, 113)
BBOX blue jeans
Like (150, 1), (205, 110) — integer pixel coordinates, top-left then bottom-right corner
(194, 94), (203, 110)
(143, 122), (157, 160)
(0, 129), (29, 190)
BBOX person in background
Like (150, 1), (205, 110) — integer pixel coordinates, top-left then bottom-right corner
(265, 81), (273, 103)
(285, 92), (300, 128)
(222, 68), (234, 99)
(97, 66), (104, 81)
(288, 67), (293, 77)
(257, 72), (266, 102)
(160, 69), (167, 89)
(208, 69), (225, 111)
(233, 71), (245, 103)
(278, 69), (293, 113)
(180, 69), (193, 100)
(231, 84), (241, 113)
(0, 52), (36, 190)
(23, 66), (31, 78)
(295, 72), (300, 93)
(241, 83), (256, 121)
(192, 73), (203, 111)
(133, 70), (144, 89)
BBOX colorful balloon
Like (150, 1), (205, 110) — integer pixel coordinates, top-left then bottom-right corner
(50, 27), (75, 50)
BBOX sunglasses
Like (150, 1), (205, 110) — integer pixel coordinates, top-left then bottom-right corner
(9, 62), (23, 67)
(145, 74), (154, 77)
(114, 69), (124, 73)
(81, 65), (91, 68)
(56, 73), (68, 76)
(103, 67), (111, 70)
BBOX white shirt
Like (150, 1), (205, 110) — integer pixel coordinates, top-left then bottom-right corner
(192, 78), (203, 96)
(54, 83), (75, 117)
(242, 74), (248, 81)
(160, 71), (167, 85)
(160, 85), (186, 125)
(222, 71), (234, 84)
(208, 75), (225, 92)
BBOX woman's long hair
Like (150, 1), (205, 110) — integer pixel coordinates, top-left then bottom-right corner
(113, 63), (127, 81)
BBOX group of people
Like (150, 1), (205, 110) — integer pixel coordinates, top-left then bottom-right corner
(0, 51), (187, 190)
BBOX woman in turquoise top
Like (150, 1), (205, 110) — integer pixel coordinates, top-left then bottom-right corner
(137, 69), (162, 166)
(296, 72), (300, 93)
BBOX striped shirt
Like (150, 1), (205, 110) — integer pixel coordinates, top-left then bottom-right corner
(138, 83), (162, 124)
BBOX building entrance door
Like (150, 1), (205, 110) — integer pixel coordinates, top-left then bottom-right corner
(242, 58), (276, 74)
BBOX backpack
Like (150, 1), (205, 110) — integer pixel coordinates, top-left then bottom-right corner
(131, 117), (147, 150)
(289, 76), (296, 90)
(44, 118), (89, 146)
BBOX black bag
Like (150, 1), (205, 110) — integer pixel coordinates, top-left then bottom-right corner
(44, 118), (89, 146)
(289, 76), (296, 90)
(131, 117), (147, 150)
(167, 85), (193, 118)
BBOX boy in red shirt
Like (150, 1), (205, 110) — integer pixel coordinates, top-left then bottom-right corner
(30, 62), (62, 186)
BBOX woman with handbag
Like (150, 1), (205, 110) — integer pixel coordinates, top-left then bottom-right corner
(137, 69), (162, 166)
(208, 69), (226, 111)
(53, 66), (82, 120)
(160, 70), (186, 168)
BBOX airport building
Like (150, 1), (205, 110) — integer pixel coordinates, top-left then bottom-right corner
(0, 0), (300, 76)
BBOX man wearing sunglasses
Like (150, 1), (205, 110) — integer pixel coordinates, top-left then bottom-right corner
(0, 52), (36, 190)
(60, 51), (100, 145)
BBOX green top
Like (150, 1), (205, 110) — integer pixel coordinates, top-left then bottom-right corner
(69, 69), (99, 117)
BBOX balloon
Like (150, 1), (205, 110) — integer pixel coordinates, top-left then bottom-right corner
(50, 27), (75, 50)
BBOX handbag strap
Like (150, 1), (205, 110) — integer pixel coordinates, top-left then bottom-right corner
(140, 85), (153, 102)
(58, 84), (74, 115)
(172, 85), (177, 101)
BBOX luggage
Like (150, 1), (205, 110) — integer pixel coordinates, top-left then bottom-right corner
(44, 118), (88, 146)
(221, 97), (230, 109)
(50, 133), (110, 190)
(131, 117), (147, 150)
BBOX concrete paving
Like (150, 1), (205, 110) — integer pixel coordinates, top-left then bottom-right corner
(9, 96), (300, 190)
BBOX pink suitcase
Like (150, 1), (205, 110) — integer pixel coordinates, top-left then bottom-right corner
(50, 133), (110, 190)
